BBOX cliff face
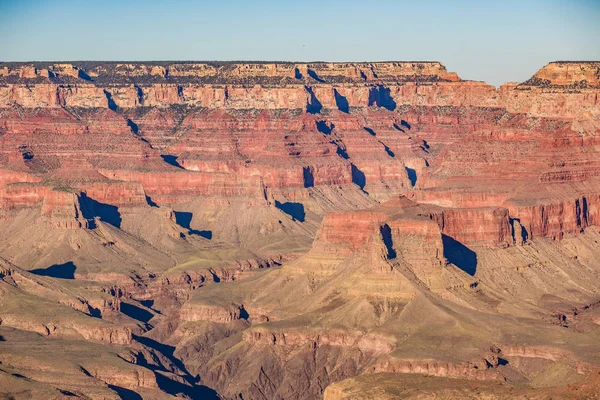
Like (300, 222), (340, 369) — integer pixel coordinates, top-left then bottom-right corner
(2, 61), (599, 231)
(1, 61), (600, 399)
(525, 61), (600, 87)
(1, 61), (597, 114)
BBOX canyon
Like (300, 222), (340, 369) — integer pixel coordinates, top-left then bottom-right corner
(0, 60), (600, 399)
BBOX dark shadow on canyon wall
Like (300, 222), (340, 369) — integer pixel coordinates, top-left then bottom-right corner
(305, 86), (323, 114)
(275, 201), (305, 222)
(335, 143), (349, 159)
(103, 90), (118, 111)
(134, 335), (219, 398)
(174, 211), (193, 229)
(442, 235), (477, 276)
(174, 211), (212, 239)
(316, 120), (333, 135)
(307, 69), (325, 82)
(161, 154), (183, 169)
(145, 195), (158, 207)
(368, 85), (396, 111)
(364, 127), (376, 136)
(80, 194), (122, 228)
(197, 230), (213, 239)
(78, 69), (93, 81)
(303, 166), (315, 188)
(381, 142), (395, 157)
(209, 270), (221, 283)
(134, 85), (144, 104)
(393, 123), (406, 133)
(108, 385), (143, 400)
(140, 300), (154, 309)
(31, 261), (76, 279)
(120, 302), (154, 323)
(405, 167), (417, 186)
(127, 119), (139, 134)
(510, 217), (529, 243)
(155, 373), (219, 400)
(351, 164), (366, 190)
(154, 373), (220, 399)
(239, 305), (250, 320)
(380, 224), (397, 259)
(334, 89), (349, 113)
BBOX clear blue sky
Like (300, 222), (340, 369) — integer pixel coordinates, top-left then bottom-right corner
(1, 0), (599, 86)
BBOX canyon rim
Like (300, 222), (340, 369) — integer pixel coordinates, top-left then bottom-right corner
(0, 59), (600, 400)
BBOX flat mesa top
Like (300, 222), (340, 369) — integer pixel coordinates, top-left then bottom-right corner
(0, 61), (461, 84)
(0, 60), (445, 66)
(0, 61), (598, 87)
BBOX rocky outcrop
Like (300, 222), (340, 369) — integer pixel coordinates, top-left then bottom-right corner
(424, 207), (512, 248)
(313, 211), (389, 254)
(2, 60), (600, 400)
(180, 302), (247, 323)
(524, 62), (600, 88)
(243, 328), (394, 355)
(2, 61), (600, 222)
(367, 357), (505, 381)
(506, 196), (593, 240)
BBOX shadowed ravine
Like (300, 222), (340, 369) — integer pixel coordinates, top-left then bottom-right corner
(1, 60), (600, 399)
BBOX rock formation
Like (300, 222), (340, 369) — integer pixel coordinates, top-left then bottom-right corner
(1, 60), (600, 399)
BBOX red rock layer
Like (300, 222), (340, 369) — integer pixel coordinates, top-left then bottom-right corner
(425, 207), (512, 248)
(1, 61), (599, 244)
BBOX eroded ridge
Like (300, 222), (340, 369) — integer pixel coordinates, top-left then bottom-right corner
(1, 61), (600, 399)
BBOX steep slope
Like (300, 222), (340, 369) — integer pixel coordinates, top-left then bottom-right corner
(168, 197), (600, 398)
(0, 61), (600, 398)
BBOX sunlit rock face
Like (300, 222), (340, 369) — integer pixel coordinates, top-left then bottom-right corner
(1, 61), (600, 399)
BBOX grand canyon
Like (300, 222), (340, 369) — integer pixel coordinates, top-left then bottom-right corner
(1, 60), (600, 399)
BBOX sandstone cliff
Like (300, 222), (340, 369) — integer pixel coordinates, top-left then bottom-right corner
(1, 60), (600, 399)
